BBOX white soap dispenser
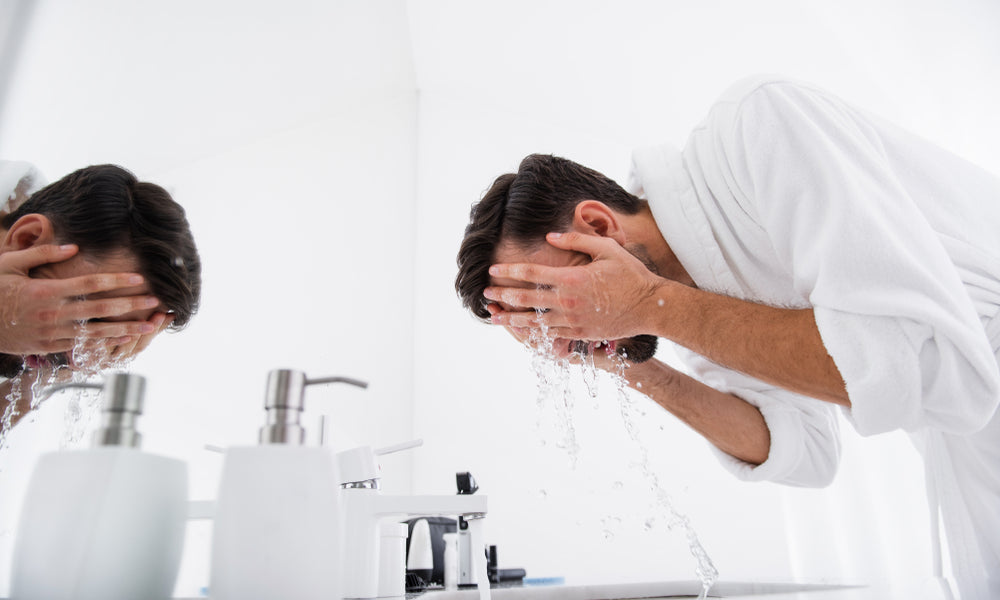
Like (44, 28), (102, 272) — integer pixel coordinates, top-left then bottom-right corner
(209, 368), (368, 600)
(10, 373), (188, 600)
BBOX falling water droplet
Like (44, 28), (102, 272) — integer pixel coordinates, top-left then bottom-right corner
(522, 303), (718, 597)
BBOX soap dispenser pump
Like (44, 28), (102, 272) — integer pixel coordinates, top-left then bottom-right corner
(10, 373), (188, 600)
(209, 368), (368, 600)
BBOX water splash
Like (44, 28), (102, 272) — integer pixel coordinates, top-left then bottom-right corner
(526, 308), (579, 468)
(579, 345), (600, 405)
(29, 369), (58, 410)
(0, 373), (24, 452)
(59, 323), (114, 448)
(600, 515), (623, 541)
(0, 321), (137, 453)
(524, 325), (718, 598)
(607, 355), (718, 599)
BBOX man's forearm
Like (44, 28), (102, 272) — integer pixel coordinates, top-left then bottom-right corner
(648, 282), (849, 407)
(624, 358), (771, 465)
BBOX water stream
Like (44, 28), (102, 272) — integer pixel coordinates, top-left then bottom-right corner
(524, 311), (717, 599)
(0, 322), (134, 455)
(607, 355), (718, 599)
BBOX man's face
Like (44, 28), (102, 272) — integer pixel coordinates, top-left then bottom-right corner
(26, 250), (163, 370)
(490, 236), (657, 362)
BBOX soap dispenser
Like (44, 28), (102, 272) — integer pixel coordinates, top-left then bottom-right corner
(209, 368), (368, 600)
(10, 373), (188, 600)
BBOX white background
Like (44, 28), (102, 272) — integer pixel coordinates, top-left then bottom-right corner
(0, 0), (998, 597)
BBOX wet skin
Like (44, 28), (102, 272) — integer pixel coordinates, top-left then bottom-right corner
(487, 237), (634, 361)
(25, 250), (165, 369)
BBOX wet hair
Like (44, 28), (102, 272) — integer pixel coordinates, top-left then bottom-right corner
(455, 153), (644, 321)
(0, 164), (202, 376)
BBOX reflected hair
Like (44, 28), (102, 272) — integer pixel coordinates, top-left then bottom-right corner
(1, 164), (202, 329)
(455, 154), (644, 321)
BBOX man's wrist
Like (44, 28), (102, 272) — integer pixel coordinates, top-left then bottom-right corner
(641, 277), (683, 340)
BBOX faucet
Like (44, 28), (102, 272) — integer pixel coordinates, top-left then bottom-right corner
(338, 445), (488, 599)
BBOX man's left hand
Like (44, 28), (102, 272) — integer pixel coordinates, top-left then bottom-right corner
(106, 312), (173, 365)
(484, 231), (665, 341)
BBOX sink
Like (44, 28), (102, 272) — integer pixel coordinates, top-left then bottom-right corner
(418, 580), (865, 600)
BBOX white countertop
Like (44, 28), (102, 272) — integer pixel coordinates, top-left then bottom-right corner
(63, 577), (945, 600)
(416, 578), (946, 600)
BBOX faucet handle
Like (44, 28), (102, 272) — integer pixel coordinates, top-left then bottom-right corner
(260, 369), (368, 445)
(375, 439), (424, 456)
(337, 439), (424, 487)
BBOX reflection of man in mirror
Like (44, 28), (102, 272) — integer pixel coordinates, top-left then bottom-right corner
(456, 76), (1000, 599)
(0, 161), (202, 429)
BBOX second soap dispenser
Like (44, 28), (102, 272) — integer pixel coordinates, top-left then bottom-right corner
(209, 368), (368, 600)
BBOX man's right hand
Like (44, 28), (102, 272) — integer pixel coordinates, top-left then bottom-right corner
(0, 244), (157, 356)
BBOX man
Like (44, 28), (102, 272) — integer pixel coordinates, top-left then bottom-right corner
(455, 76), (1000, 599)
(0, 162), (202, 430)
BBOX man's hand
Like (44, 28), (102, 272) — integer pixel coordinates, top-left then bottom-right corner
(107, 311), (174, 364)
(484, 232), (665, 341)
(486, 299), (626, 372)
(0, 244), (159, 355)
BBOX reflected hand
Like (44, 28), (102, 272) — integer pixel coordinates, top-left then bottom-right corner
(0, 244), (158, 355)
(484, 232), (665, 342)
(107, 312), (173, 364)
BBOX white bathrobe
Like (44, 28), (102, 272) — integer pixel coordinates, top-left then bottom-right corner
(630, 76), (1000, 599)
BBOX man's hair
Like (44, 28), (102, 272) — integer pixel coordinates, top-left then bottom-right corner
(2, 164), (202, 329)
(456, 154), (644, 321)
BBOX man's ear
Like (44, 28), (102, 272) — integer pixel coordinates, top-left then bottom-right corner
(0, 214), (57, 253)
(571, 200), (627, 244)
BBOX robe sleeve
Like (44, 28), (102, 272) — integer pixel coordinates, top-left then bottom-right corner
(679, 347), (841, 487)
(715, 80), (1000, 436)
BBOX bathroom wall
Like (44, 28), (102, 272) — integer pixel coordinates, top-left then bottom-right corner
(0, 0), (997, 596)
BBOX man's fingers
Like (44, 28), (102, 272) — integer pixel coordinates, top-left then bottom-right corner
(545, 231), (615, 257)
(487, 262), (558, 286)
(28, 336), (79, 354)
(0, 244), (79, 274)
(489, 307), (549, 328)
(130, 312), (171, 356)
(109, 336), (142, 363)
(483, 285), (555, 311)
(47, 272), (147, 298)
(29, 319), (155, 348)
(76, 319), (158, 338)
(58, 295), (160, 323)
